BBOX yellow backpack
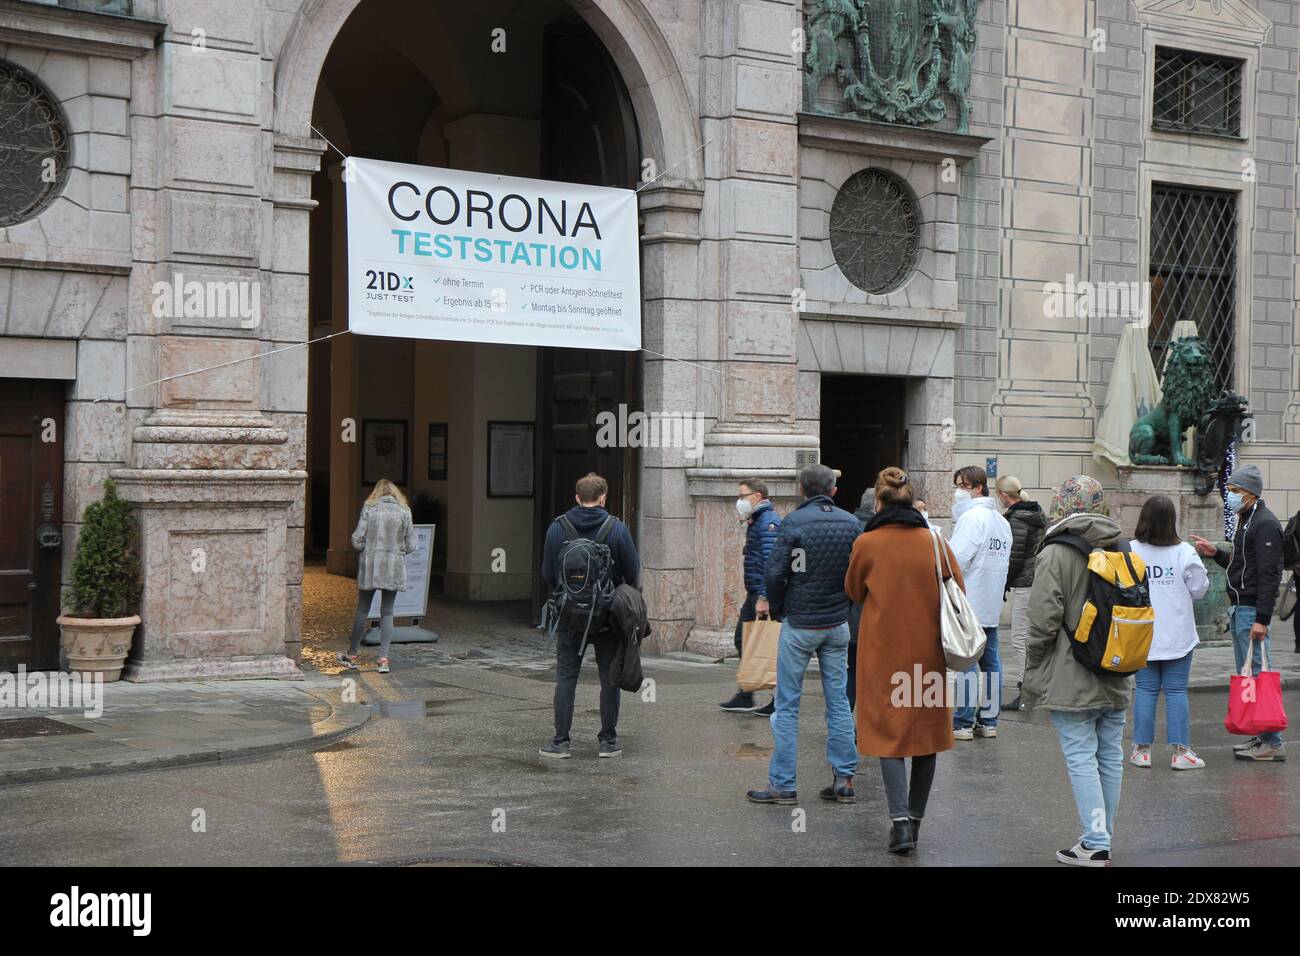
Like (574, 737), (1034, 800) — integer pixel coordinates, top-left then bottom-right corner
(1049, 534), (1155, 676)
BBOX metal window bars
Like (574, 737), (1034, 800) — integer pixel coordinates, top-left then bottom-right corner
(1153, 47), (1243, 138)
(1148, 184), (1238, 393)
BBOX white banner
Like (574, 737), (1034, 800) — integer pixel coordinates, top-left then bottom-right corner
(345, 158), (641, 351)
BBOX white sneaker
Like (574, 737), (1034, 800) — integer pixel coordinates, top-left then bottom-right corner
(1129, 745), (1151, 768)
(1171, 746), (1205, 770)
(974, 724), (997, 738)
(952, 726), (974, 741)
(1056, 842), (1111, 867)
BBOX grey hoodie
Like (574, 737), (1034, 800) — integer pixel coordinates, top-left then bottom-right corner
(1022, 511), (1132, 713)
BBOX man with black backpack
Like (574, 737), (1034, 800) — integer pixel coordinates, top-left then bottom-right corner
(539, 472), (640, 760)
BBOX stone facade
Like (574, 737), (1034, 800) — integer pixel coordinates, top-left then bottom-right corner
(2, 0), (1298, 674)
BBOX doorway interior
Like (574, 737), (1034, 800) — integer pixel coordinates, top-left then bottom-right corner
(819, 374), (907, 513)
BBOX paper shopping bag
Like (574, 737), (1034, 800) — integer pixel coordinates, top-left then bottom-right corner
(736, 617), (781, 693)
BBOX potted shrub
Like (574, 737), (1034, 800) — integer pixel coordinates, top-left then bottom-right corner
(57, 479), (142, 682)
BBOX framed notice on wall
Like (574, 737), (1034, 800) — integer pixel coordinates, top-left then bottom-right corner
(427, 422), (448, 480)
(362, 419), (408, 486)
(487, 421), (534, 498)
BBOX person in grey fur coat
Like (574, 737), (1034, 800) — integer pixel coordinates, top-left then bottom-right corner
(337, 479), (416, 673)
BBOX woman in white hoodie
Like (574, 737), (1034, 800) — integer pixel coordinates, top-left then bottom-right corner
(1129, 495), (1210, 770)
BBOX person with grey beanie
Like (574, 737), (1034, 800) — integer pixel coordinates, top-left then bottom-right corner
(1190, 463), (1286, 762)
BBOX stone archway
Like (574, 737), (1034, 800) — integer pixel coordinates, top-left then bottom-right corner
(267, 0), (707, 653)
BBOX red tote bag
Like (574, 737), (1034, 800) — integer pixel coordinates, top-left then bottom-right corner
(1224, 646), (1289, 737)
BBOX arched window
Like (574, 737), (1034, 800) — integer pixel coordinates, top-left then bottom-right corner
(0, 60), (71, 227)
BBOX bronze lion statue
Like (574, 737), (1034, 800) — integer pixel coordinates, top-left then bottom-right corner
(1129, 336), (1217, 467)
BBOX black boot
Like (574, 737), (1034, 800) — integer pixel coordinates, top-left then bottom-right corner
(1005, 680), (1023, 712)
(909, 816), (921, 844)
(888, 819), (916, 855)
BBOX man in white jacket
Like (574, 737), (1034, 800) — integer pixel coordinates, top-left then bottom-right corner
(948, 465), (1012, 740)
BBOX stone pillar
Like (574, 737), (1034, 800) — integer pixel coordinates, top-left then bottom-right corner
(110, 7), (318, 680)
(683, 0), (814, 657)
(988, 0), (1096, 444)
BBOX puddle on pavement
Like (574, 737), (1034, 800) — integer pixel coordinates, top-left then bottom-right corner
(728, 743), (773, 760)
(370, 699), (473, 719)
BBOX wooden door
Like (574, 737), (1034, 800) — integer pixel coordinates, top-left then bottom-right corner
(533, 24), (642, 615)
(0, 379), (65, 670)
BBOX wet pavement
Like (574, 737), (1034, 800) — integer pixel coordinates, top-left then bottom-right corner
(1, 564), (1295, 866)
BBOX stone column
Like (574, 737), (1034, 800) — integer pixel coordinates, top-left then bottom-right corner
(110, 8), (317, 680)
(987, 0), (1096, 447)
(683, 0), (815, 657)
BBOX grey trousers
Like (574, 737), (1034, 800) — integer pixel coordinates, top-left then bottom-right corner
(348, 588), (396, 658)
(878, 753), (938, 821)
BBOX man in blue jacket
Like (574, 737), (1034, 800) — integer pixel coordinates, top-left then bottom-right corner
(746, 464), (862, 805)
(539, 472), (640, 760)
(721, 478), (783, 715)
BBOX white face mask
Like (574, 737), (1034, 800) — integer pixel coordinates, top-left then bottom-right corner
(953, 488), (971, 505)
(736, 497), (754, 518)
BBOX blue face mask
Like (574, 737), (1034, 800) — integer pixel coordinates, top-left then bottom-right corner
(1225, 491), (1245, 514)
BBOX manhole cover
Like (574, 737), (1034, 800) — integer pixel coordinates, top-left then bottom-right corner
(0, 717), (91, 740)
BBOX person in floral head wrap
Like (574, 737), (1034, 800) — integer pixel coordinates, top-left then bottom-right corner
(1047, 475), (1106, 522)
(1024, 475), (1131, 867)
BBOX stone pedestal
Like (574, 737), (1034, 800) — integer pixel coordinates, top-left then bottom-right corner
(1113, 464), (1231, 641)
(111, 411), (305, 682)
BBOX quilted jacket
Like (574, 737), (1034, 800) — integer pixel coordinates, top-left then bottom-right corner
(743, 500), (783, 596)
(351, 495), (416, 592)
(764, 494), (861, 627)
(1004, 500), (1047, 590)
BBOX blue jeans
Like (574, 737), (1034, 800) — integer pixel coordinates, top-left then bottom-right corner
(1230, 606), (1283, 746)
(1133, 652), (1193, 747)
(953, 626), (1001, 729)
(768, 622), (859, 791)
(1051, 708), (1126, 852)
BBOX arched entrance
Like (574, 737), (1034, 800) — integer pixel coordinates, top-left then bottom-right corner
(275, 0), (696, 650)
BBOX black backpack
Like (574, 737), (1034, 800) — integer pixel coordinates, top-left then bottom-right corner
(547, 514), (618, 646)
(1283, 509), (1300, 570)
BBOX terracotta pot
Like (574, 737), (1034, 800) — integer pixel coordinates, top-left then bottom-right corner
(57, 615), (139, 682)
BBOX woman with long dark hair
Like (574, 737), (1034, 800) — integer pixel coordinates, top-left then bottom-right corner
(1130, 495), (1210, 770)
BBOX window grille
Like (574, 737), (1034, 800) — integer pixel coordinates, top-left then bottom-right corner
(1148, 184), (1237, 392)
(1153, 47), (1243, 137)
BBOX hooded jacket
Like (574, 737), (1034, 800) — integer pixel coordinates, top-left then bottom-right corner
(540, 505), (640, 591)
(1004, 500), (1047, 591)
(948, 495), (1012, 628)
(1022, 512), (1131, 712)
(742, 500), (782, 596)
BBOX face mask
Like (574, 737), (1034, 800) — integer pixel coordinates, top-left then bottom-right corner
(1225, 491), (1245, 514)
(953, 488), (971, 505)
(736, 498), (754, 518)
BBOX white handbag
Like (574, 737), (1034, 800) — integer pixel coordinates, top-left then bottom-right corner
(930, 527), (988, 671)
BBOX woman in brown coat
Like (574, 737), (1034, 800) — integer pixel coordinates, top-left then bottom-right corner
(845, 467), (965, 854)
